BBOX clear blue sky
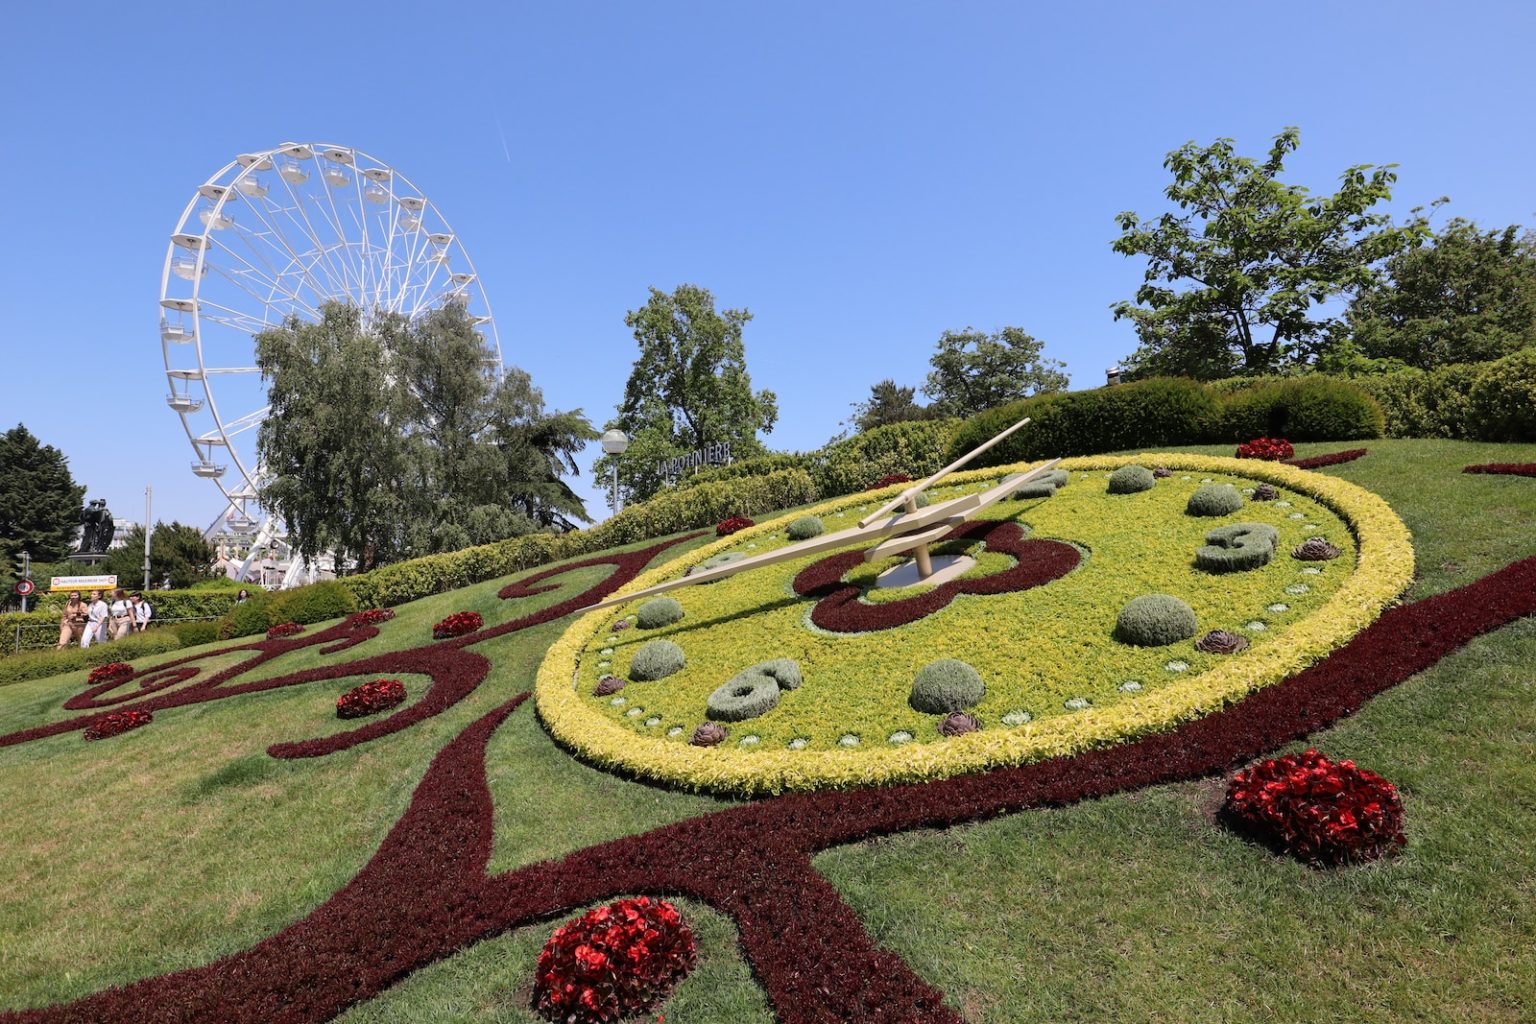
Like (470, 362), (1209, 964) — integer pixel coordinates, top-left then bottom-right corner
(2, 1), (1532, 531)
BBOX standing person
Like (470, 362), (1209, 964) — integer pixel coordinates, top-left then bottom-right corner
(131, 592), (153, 632)
(82, 590), (109, 648)
(57, 592), (88, 649)
(109, 588), (135, 640)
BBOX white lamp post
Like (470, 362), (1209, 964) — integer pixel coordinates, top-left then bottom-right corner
(601, 429), (630, 513)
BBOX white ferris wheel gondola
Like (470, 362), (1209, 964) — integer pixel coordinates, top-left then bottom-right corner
(158, 140), (502, 584)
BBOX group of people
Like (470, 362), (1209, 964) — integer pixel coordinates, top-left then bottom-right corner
(56, 589), (153, 649)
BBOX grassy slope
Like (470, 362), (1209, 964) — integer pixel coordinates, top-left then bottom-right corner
(0, 439), (1533, 1022)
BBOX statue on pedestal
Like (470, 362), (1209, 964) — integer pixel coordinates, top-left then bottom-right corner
(78, 499), (115, 555)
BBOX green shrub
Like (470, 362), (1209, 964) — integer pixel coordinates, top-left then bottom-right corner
(1195, 522), (1279, 573)
(629, 640), (686, 681)
(1107, 465), (1156, 494)
(705, 660), (801, 722)
(813, 420), (958, 497)
(25, 587), (240, 621)
(171, 620), (222, 647)
(1115, 594), (1198, 646)
(680, 453), (814, 490)
(1187, 484), (1245, 517)
(910, 659), (986, 714)
(1467, 347), (1536, 441)
(787, 516), (824, 540)
(945, 378), (1219, 468)
(266, 581), (357, 627)
(1216, 377), (1383, 441)
(636, 598), (685, 629)
(217, 592), (274, 640)
(0, 630), (185, 688)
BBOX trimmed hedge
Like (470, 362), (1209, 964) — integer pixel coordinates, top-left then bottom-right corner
(22, 587), (241, 620)
(680, 453), (814, 490)
(812, 420), (958, 497)
(214, 581), (363, 639)
(0, 630), (185, 688)
(1215, 377), (1384, 442)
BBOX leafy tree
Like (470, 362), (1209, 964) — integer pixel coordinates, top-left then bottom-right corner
(256, 301), (596, 569)
(0, 424), (87, 563)
(922, 327), (1068, 417)
(850, 380), (940, 432)
(1111, 126), (1440, 378)
(596, 284), (779, 505)
(102, 522), (217, 590)
(1343, 219), (1536, 369)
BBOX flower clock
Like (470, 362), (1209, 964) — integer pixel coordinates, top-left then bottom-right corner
(533, 897), (697, 1024)
(540, 455), (1414, 794)
(431, 610), (482, 639)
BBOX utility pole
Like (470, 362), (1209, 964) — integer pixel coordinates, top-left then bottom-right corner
(143, 486), (153, 592)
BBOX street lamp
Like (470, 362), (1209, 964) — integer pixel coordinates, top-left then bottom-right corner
(601, 429), (630, 514)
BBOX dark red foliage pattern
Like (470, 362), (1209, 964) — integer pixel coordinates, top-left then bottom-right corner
(431, 611), (482, 639)
(715, 515), (755, 537)
(5, 538), (1536, 1024)
(352, 608), (395, 627)
(1463, 463), (1536, 478)
(82, 709), (152, 741)
(86, 662), (133, 686)
(533, 897), (697, 1024)
(1285, 448), (1368, 469)
(867, 474), (912, 490)
(793, 519), (1079, 632)
(1220, 748), (1406, 867)
(1237, 437), (1294, 461)
(267, 623), (303, 640)
(336, 679), (407, 720)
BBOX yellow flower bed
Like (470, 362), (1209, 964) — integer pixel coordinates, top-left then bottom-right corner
(536, 454), (1414, 796)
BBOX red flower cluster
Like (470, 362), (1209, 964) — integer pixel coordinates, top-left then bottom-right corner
(1220, 748), (1406, 867)
(83, 709), (153, 741)
(336, 679), (407, 720)
(1287, 448), (1368, 469)
(86, 662), (134, 686)
(534, 897), (697, 1024)
(352, 608), (396, 626)
(431, 611), (483, 639)
(1236, 437), (1294, 461)
(267, 622), (304, 639)
(1464, 463), (1536, 478)
(866, 474), (912, 490)
(715, 515), (755, 537)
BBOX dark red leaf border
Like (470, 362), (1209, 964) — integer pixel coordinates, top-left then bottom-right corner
(1284, 448), (1368, 469)
(1463, 463), (1536, 478)
(5, 544), (1536, 1024)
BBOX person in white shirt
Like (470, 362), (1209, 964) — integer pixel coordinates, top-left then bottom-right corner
(109, 589), (135, 641)
(82, 590), (110, 648)
(131, 592), (153, 632)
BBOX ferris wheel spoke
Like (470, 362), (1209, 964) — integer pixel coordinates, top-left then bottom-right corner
(271, 164), (359, 302)
(228, 193), (352, 310)
(313, 176), (366, 297)
(204, 236), (323, 321)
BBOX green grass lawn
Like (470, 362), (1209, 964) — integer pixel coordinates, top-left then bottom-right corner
(0, 439), (1532, 1022)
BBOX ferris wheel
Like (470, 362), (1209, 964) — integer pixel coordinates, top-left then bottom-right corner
(158, 141), (501, 579)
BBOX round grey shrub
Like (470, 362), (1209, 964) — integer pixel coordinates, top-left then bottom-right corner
(910, 659), (986, 714)
(704, 659), (803, 721)
(1195, 522), (1279, 573)
(1107, 465), (1156, 494)
(636, 597), (685, 628)
(755, 658), (803, 690)
(787, 516), (824, 540)
(1115, 594), (1198, 646)
(1186, 484), (1245, 517)
(628, 640), (686, 681)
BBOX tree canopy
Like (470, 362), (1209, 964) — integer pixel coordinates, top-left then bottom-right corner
(101, 521), (217, 590)
(0, 424), (86, 563)
(1112, 127), (1440, 378)
(255, 301), (596, 569)
(1342, 218), (1536, 369)
(923, 327), (1068, 417)
(849, 379), (941, 433)
(596, 284), (779, 504)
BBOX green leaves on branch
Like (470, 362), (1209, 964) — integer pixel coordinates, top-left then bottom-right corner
(0, 424), (86, 564)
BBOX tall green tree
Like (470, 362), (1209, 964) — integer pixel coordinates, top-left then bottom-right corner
(1343, 219), (1536, 369)
(923, 327), (1068, 417)
(0, 424), (87, 563)
(1111, 127), (1440, 378)
(851, 379), (939, 432)
(596, 284), (779, 504)
(101, 521), (216, 590)
(256, 301), (596, 569)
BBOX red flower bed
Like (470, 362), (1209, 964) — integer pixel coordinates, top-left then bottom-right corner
(431, 611), (483, 639)
(866, 473), (912, 490)
(353, 608), (396, 626)
(533, 897), (697, 1024)
(336, 679), (408, 720)
(267, 622), (303, 640)
(1236, 437), (1294, 461)
(1464, 463), (1536, 478)
(1286, 448), (1368, 469)
(715, 515), (755, 537)
(1220, 748), (1406, 867)
(83, 709), (153, 741)
(86, 662), (134, 686)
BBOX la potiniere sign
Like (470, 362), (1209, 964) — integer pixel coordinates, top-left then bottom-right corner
(51, 575), (118, 592)
(655, 442), (733, 481)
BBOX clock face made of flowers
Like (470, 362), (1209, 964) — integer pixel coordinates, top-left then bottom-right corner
(538, 455), (1413, 795)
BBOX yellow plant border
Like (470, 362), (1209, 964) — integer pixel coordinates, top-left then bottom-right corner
(536, 454), (1414, 796)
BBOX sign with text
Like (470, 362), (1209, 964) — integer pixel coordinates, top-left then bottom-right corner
(655, 442), (733, 481)
(50, 574), (118, 593)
